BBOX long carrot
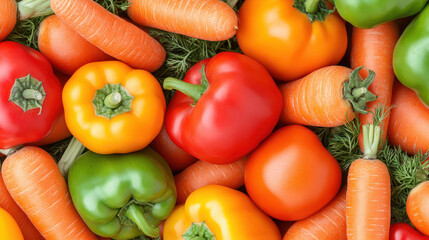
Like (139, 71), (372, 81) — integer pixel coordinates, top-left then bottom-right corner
(1, 146), (97, 240)
(174, 157), (247, 204)
(127, 0), (238, 41)
(346, 124), (391, 240)
(388, 81), (429, 155)
(406, 181), (429, 236)
(351, 22), (399, 150)
(279, 66), (376, 127)
(283, 187), (347, 240)
(0, 174), (43, 240)
(0, 0), (16, 41)
(50, 0), (165, 72)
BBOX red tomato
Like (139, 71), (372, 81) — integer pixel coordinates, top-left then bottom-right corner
(245, 125), (342, 221)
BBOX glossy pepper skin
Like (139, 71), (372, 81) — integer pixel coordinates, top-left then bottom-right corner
(62, 61), (165, 154)
(334, 0), (427, 29)
(390, 223), (429, 240)
(163, 52), (282, 164)
(163, 185), (282, 240)
(68, 147), (176, 240)
(0, 41), (62, 148)
(236, 0), (347, 81)
(393, 5), (429, 107)
(0, 208), (24, 240)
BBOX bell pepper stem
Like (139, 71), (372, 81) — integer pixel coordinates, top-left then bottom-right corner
(125, 204), (160, 238)
(163, 77), (205, 103)
(17, 0), (53, 20)
(22, 89), (43, 100)
(104, 92), (122, 109)
(58, 137), (86, 178)
(362, 124), (381, 160)
(304, 0), (320, 13)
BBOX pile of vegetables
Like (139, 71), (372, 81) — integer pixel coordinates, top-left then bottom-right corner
(0, 0), (429, 239)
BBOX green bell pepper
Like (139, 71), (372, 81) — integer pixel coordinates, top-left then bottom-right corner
(334, 0), (428, 29)
(68, 147), (176, 240)
(393, 5), (429, 106)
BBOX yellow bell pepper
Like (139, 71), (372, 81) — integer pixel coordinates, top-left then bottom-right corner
(0, 207), (24, 240)
(163, 185), (281, 240)
(63, 61), (165, 154)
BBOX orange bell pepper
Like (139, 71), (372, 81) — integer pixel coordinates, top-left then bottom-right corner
(236, 0), (347, 82)
(163, 185), (281, 240)
(0, 207), (24, 240)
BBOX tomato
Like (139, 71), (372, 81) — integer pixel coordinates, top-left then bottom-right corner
(244, 125), (342, 221)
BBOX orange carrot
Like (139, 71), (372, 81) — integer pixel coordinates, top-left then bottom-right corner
(283, 187), (347, 240)
(174, 157), (247, 204)
(0, 174), (43, 240)
(351, 22), (399, 150)
(279, 66), (376, 127)
(127, 0), (238, 41)
(406, 181), (429, 236)
(0, 0), (16, 41)
(388, 81), (429, 155)
(38, 15), (113, 75)
(50, 0), (165, 72)
(346, 124), (390, 240)
(1, 146), (97, 240)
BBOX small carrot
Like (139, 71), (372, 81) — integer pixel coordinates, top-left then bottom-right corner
(351, 22), (399, 150)
(50, 0), (166, 72)
(388, 81), (429, 155)
(1, 146), (97, 240)
(174, 157), (247, 204)
(407, 181), (429, 237)
(38, 15), (113, 75)
(346, 124), (391, 240)
(0, 0), (16, 41)
(127, 0), (238, 41)
(0, 174), (43, 240)
(279, 66), (377, 127)
(283, 187), (347, 240)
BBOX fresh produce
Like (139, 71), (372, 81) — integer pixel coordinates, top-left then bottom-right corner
(175, 157), (247, 204)
(283, 187), (347, 240)
(245, 125), (342, 221)
(150, 124), (197, 173)
(50, 0), (166, 72)
(62, 61), (165, 154)
(346, 124), (391, 240)
(393, 5), (429, 106)
(279, 66), (376, 127)
(236, 0), (347, 81)
(1, 146), (97, 240)
(351, 22), (399, 149)
(334, 0), (427, 29)
(68, 148), (176, 239)
(164, 52), (282, 164)
(127, 0), (238, 41)
(0, 41), (62, 149)
(163, 185), (282, 240)
(390, 223), (429, 240)
(407, 181), (429, 236)
(38, 15), (113, 75)
(0, 207), (24, 240)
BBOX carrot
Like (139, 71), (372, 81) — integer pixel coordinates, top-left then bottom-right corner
(279, 66), (376, 127)
(406, 181), (429, 236)
(351, 22), (399, 150)
(0, 0), (16, 41)
(283, 187), (347, 240)
(0, 174), (43, 240)
(38, 15), (113, 75)
(127, 0), (238, 41)
(388, 81), (429, 155)
(174, 157), (247, 204)
(50, 0), (165, 72)
(346, 124), (391, 240)
(1, 146), (97, 240)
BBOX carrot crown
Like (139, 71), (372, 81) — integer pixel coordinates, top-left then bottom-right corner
(293, 0), (335, 22)
(362, 124), (381, 160)
(344, 66), (377, 114)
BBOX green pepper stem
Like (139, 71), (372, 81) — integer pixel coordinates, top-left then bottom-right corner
(304, 0), (320, 13)
(104, 92), (122, 109)
(163, 77), (205, 103)
(125, 204), (160, 238)
(362, 124), (381, 160)
(22, 89), (43, 100)
(17, 0), (53, 20)
(58, 137), (86, 178)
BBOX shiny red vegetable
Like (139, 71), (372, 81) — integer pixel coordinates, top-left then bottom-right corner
(390, 223), (429, 240)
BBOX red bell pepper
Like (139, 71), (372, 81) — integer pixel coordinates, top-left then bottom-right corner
(163, 52), (282, 164)
(390, 223), (429, 240)
(0, 41), (62, 149)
